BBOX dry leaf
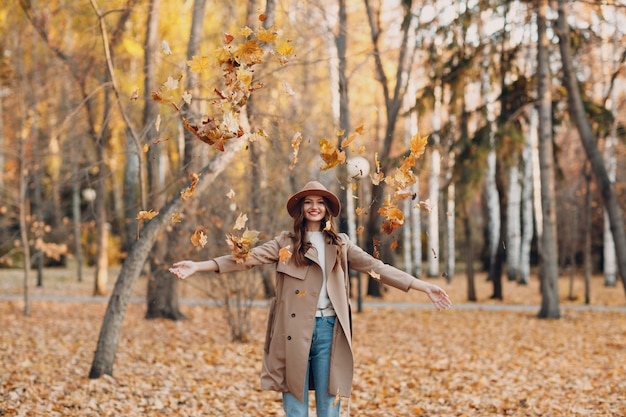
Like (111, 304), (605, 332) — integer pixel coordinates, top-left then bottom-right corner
(279, 246), (292, 264)
(137, 210), (159, 220)
(233, 213), (248, 231)
(190, 229), (208, 248)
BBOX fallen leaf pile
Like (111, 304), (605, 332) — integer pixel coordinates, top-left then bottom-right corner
(1, 271), (625, 416)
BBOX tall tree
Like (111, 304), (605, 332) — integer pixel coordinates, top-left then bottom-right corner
(536, 0), (560, 318)
(556, 0), (626, 296)
(143, 0), (186, 320)
(90, 0), (279, 378)
(363, 0), (420, 295)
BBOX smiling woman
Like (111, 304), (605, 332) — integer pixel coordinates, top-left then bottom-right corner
(169, 180), (451, 417)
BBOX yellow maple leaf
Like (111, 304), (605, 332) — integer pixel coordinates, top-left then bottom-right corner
(213, 46), (232, 65)
(340, 134), (356, 149)
(410, 133), (428, 158)
(136, 210), (159, 220)
(319, 138), (346, 171)
(355, 124), (364, 134)
(171, 213), (182, 223)
(187, 55), (211, 73)
(276, 40), (294, 56)
(279, 246), (292, 264)
(233, 40), (264, 66)
(257, 27), (278, 43)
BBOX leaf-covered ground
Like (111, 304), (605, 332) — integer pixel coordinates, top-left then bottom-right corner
(1, 269), (625, 416)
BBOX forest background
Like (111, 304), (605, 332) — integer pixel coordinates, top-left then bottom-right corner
(1, 0), (626, 415)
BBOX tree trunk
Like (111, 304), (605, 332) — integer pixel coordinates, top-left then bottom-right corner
(89, 130), (251, 378)
(464, 209), (476, 302)
(142, 0), (184, 320)
(427, 84), (441, 278)
(583, 166), (592, 305)
(506, 162), (522, 281)
(363, 0), (419, 295)
(519, 109), (537, 285)
(556, 0), (626, 295)
(537, 0), (560, 319)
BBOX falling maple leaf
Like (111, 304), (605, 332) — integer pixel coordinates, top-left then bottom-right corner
(233, 213), (248, 231)
(276, 40), (294, 57)
(224, 32), (235, 45)
(257, 27), (278, 43)
(279, 246), (292, 264)
(164, 76), (179, 90)
(319, 138), (346, 171)
(171, 213), (182, 223)
(161, 40), (172, 55)
(289, 132), (302, 170)
(409, 133), (428, 158)
(233, 40), (264, 66)
(225, 229), (260, 263)
(190, 229), (208, 248)
(378, 202), (404, 235)
(187, 55), (211, 73)
(340, 134), (357, 149)
(136, 210), (159, 220)
(180, 172), (201, 202)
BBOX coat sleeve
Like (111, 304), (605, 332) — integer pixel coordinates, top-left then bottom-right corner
(213, 232), (289, 274)
(343, 234), (415, 292)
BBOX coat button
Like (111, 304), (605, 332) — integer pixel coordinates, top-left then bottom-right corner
(295, 290), (300, 294)
(291, 313), (296, 318)
(287, 336), (292, 340)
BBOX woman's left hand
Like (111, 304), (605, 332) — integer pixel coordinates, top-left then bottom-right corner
(425, 285), (452, 311)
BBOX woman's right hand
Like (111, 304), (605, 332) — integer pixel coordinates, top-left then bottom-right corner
(169, 260), (198, 280)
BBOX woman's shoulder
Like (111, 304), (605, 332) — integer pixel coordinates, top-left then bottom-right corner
(274, 231), (295, 243)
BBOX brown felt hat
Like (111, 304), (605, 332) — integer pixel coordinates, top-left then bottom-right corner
(286, 181), (341, 218)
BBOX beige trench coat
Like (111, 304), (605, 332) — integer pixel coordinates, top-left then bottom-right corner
(213, 231), (416, 402)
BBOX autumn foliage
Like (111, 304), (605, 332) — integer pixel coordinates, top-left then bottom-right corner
(1, 273), (625, 416)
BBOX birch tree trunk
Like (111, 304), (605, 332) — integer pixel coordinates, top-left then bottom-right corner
(537, 0), (560, 318)
(481, 21), (500, 289)
(427, 84), (441, 277)
(519, 108), (537, 285)
(602, 79), (617, 287)
(556, 0), (626, 295)
(506, 161), (522, 281)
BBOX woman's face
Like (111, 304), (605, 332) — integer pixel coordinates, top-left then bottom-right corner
(302, 195), (327, 226)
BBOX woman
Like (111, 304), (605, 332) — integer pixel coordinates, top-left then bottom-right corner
(169, 180), (451, 417)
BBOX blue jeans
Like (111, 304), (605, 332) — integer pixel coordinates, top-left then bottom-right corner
(283, 316), (340, 417)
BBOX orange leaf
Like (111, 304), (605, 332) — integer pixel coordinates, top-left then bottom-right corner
(409, 133), (428, 158)
(191, 230), (208, 248)
(180, 172), (201, 202)
(319, 138), (346, 171)
(136, 210), (159, 220)
(279, 246), (292, 264)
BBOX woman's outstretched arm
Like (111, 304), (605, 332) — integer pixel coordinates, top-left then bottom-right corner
(169, 260), (218, 279)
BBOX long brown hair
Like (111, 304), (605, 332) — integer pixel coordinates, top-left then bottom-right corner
(291, 197), (342, 267)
